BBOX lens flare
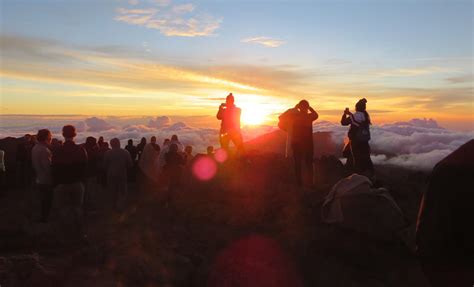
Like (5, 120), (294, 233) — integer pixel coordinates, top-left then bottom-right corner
(214, 148), (228, 163)
(192, 156), (217, 181)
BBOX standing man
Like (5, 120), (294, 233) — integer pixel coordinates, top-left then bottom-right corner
(280, 100), (318, 186)
(125, 139), (138, 163)
(103, 138), (133, 211)
(52, 125), (88, 235)
(0, 149), (5, 195)
(32, 129), (53, 222)
(216, 93), (244, 156)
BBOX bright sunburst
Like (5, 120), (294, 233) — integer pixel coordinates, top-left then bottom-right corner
(236, 94), (287, 126)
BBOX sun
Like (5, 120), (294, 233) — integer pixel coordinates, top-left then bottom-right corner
(241, 106), (269, 125)
(235, 94), (287, 126)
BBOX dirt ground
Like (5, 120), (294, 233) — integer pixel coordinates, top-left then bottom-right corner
(0, 154), (431, 286)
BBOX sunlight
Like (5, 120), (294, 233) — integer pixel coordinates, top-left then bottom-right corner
(241, 105), (269, 125)
(236, 94), (288, 126)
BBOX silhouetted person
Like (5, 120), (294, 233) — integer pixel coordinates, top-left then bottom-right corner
(150, 137), (161, 158)
(97, 141), (111, 187)
(207, 145), (215, 155)
(124, 139), (138, 183)
(341, 98), (374, 178)
(280, 100), (318, 186)
(164, 143), (185, 201)
(17, 134), (34, 187)
(138, 137), (160, 192)
(98, 136), (105, 148)
(83, 137), (100, 210)
(216, 93), (244, 156)
(184, 145), (194, 164)
(158, 137), (170, 172)
(52, 125), (88, 234)
(125, 139), (138, 162)
(83, 137), (99, 177)
(137, 137), (147, 159)
(32, 129), (53, 222)
(0, 149), (5, 194)
(50, 138), (62, 153)
(170, 135), (184, 152)
(103, 138), (133, 211)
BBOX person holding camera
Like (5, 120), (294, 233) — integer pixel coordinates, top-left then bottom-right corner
(341, 98), (374, 178)
(216, 93), (244, 156)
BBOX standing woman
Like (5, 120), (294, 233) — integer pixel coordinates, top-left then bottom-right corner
(341, 98), (374, 178)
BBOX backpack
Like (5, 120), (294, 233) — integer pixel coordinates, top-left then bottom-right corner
(278, 108), (296, 132)
(354, 122), (371, 142)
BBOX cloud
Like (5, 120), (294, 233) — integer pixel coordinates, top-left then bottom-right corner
(128, 0), (139, 5)
(151, 0), (171, 7)
(172, 3), (194, 14)
(1, 115), (472, 170)
(0, 115), (220, 153)
(115, 3), (222, 37)
(371, 150), (453, 171)
(115, 8), (158, 25)
(82, 117), (115, 132)
(373, 66), (449, 77)
(148, 116), (171, 128)
(0, 34), (264, 96)
(314, 118), (474, 170)
(445, 74), (473, 84)
(241, 36), (286, 48)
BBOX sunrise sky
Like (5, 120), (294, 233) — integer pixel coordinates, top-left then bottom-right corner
(0, 0), (472, 130)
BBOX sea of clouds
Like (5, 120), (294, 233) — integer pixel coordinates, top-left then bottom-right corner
(0, 116), (472, 170)
(314, 118), (473, 170)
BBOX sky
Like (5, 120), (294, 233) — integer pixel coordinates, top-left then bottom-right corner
(0, 0), (473, 130)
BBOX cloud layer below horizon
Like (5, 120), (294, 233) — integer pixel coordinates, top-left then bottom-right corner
(1, 116), (472, 170)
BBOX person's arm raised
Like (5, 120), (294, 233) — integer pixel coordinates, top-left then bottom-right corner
(216, 104), (224, 120)
(309, 106), (319, 121)
(341, 110), (351, 126)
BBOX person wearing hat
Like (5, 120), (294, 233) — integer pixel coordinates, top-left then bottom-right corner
(341, 98), (374, 177)
(216, 93), (244, 156)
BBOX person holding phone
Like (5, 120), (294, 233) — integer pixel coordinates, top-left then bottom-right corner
(216, 93), (244, 156)
(341, 98), (374, 178)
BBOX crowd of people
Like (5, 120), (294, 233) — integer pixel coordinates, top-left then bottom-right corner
(3, 125), (203, 231)
(0, 93), (470, 286)
(0, 93), (376, 223)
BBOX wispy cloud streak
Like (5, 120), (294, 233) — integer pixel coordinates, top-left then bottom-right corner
(115, 2), (222, 37)
(241, 36), (286, 48)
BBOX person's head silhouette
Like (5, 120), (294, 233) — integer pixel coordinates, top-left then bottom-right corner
(62, 125), (76, 141)
(37, 129), (52, 145)
(127, 139), (133, 146)
(297, 100), (309, 113)
(185, 145), (193, 154)
(207, 145), (214, 155)
(151, 136), (157, 144)
(226, 93), (235, 106)
(110, 138), (120, 149)
(85, 136), (97, 147)
(169, 143), (178, 154)
(171, 134), (178, 141)
(355, 98), (367, 112)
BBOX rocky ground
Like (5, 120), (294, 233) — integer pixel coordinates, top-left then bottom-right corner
(0, 154), (431, 286)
